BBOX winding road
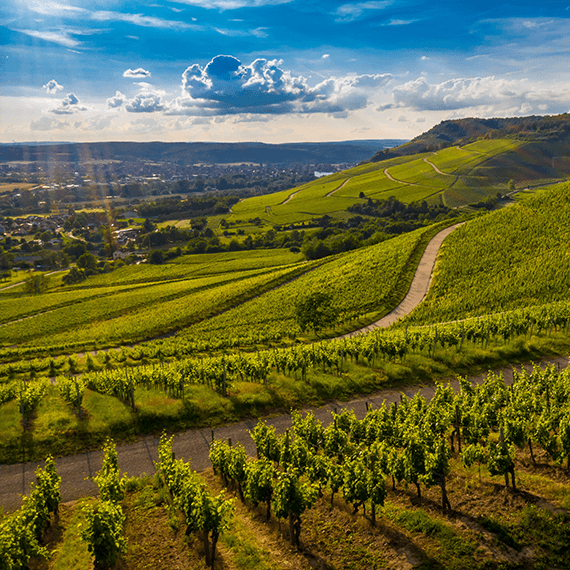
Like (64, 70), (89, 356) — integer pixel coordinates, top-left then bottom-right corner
(422, 157), (455, 177)
(1, 223), (565, 512)
(341, 223), (463, 337)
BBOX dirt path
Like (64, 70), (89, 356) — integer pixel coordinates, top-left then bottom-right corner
(0, 221), (464, 512)
(0, 268), (69, 293)
(325, 177), (351, 197)
(281, 190), (300, 205)
(422, 157), (454, 176)
(383, 168), (420, 187)
(340, 223), (463, 337)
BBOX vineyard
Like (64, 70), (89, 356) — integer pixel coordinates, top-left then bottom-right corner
(2, 292), (570, 462)
(3, 363), (570, 569)
(1, 181), (570, 462)
(0, 221), (447, 359)
(398, 181), (570, 326)
(229, 139), (523, 227)
(3, 134), (570, 567)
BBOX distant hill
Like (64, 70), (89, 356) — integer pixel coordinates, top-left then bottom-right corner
(0, 139), (406, 166)
(370, 114), (570, 161)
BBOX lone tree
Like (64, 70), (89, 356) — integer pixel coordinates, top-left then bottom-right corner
(24, 273), (49, 295)
(295, 291), (337, 334)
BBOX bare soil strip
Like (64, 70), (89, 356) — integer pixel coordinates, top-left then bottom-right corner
(281, 190), (300, 205)
(422, 157), (455, 176)
(325, 177), (351, 197)
(383, 168), (421, 187)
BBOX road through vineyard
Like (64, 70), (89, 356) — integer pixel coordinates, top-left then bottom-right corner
(1, 355), (567, 512)
(0, 221), (516, 510)
(341, 223), (463, 336)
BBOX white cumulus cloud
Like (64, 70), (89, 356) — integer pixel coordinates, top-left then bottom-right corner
(165, 55), (392, 117)
(106, 91), (128, 108)
(43, 79), (63, 94)
(123, 68), (151, 78)
(50, 92), (88, 115)
(380, 75), (570, 117)
(125, 92), (165, 113)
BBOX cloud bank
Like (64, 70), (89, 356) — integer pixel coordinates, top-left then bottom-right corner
(383, 76), (570, 115)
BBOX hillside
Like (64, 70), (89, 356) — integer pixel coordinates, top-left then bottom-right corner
(2, 118), (570, 569)
(396, 181), (570, 325)
(370, 113), (570, 159)
(228, 138), (519, 226)
(228, 113), (570, 229)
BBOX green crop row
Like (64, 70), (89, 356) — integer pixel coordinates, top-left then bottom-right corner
(171, 223), (442, 348)
(17, 265), (312, 350)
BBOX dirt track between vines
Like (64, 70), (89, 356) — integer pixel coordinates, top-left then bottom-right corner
(1, 223), (568, 512)
(2, 355), (568, 512)
(341, 223), (462, 336)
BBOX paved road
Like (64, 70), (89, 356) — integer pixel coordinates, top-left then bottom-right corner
(1, 355), (567, 512)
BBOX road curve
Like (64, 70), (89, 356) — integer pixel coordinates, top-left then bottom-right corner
(384, 168), (420, 187)
(325, 177), (351, 197)
(422, 157), (454, 177)
(341, 222), (463, 337)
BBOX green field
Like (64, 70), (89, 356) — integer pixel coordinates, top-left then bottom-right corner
(4, 176), (570, 463)
(5, 124), (570, 569)
(0, 250), (309, 350)
(172, 223), (444, 346)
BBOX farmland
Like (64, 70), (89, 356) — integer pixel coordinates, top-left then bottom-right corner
(398, 181), (570, 326)
(3, 121), (570, 569)
(228, 138), (527, 229)
(3, 364), (570, 570)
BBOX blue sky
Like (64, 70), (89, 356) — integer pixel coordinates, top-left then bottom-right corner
(2, 0), (570, 143)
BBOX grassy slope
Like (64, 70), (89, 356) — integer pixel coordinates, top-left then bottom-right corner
(0, 249), (306, 350)
(399, 181), (570, 326)
(169, 222), (446, 345)
(229, 139), (525, 225)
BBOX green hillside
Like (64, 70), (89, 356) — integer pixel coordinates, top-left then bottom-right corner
(370, 113), (570, 158)
(3, 116), (570, 570)
(397, 181), (570, 326)
(229, 136), (566, 229)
